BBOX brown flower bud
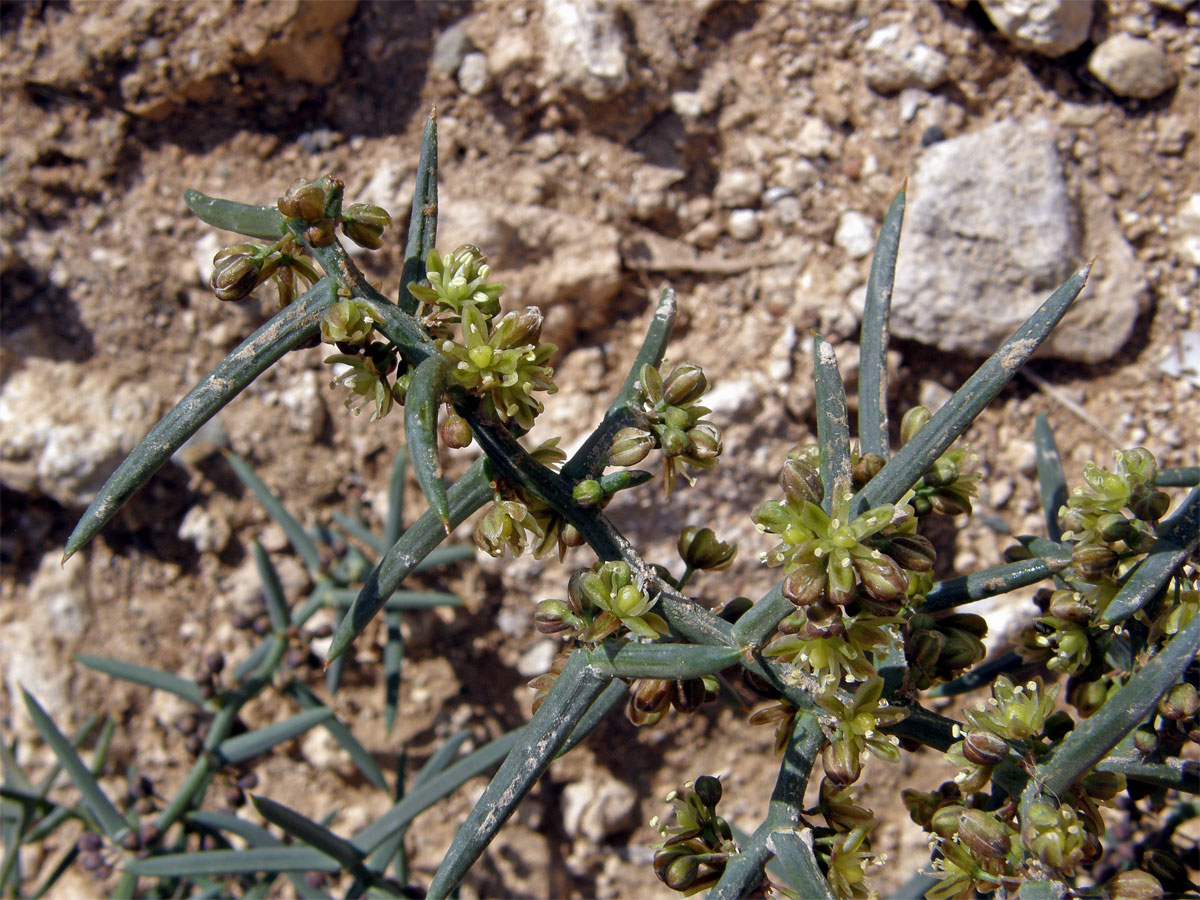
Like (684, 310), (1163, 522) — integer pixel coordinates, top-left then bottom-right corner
(780, 458), (823, 507)
(882, 533), (936, 572)
(686, 422), (722, 461)
(1097, 513), (1134, 543)
(1067, 677), (1110, 717)
(853, 452), (886, 486)
(1070, 544), (1117, 578)
(277, 178), (327, 222)
(900, 406), (931, 446)
(662, 363), (708, 406)
(855, 553), (909, 603)
(533, 599), (572, 634)
(930, 803), (964, 840)
(677, 526), (737, 571)
(962, 730), (1009, 767)
(608, 427), (654, 467)
(211, 246), (263, 302)
(340, 202), (391, 250)
(923, 457), (959, 488)
(1102, 870), (1163, 900)
(958, 808), (1010, 860)
(1130, 487), (1170, 522)
(1158, 682), (1198, 720)
(673, 678), (708, 714)
(1049, 590), (1093, 623)
(439, 412), (473, 449)
(656, 852), (700, 892)
(304, 220), (337, 247)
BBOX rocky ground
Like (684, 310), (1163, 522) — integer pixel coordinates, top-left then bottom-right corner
(2, 1), (1198, 897)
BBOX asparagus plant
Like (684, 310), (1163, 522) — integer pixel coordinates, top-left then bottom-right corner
(8, 112), (1197, 899)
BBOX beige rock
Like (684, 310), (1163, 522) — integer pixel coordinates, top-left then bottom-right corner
(980, 0), (1093, 57)
(1088, 34), (1178, 99)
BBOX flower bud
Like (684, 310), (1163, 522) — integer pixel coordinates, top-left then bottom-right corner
(901, 789), (938, 828)
(673, 678), (708, 714)
(305, 220), (337, 247)
(631, 678), (673, 716)
(677, 526), (737, 571)
(923, 457), (959, 488)
(1067, 677), (1110, 717)
(340, 203), (391, 249)
(661, 363), (708, 407)
(962, 730), (1008, 766)
(1133, 726), (1159, 754)
(900, 406), (931, 446)
(211, 245), (263, 301)
(930, 803), (964, 840)
(659, 425), (690, 457)
(1081, 770), (1125, 801)
(533, 599), (572, 634)
(492, 307), (544, 349)
(608, 427), (655, 467)
(939, 629), (985, 671)
(929, 488), (973, 516)
(277, 178), (328, 222)
(1047, 590), (1092, 623)
(1130, 487), (1170, 522)
(1120, 448), (1158, 486)
(572, 479), (604, 508)
(882, 533), (936, 572)
(1096, 512), (1134, 543)
(1043, 710), (1074, 741)
(1158, 682), (1198, 720)
(1102, 870), (1163, 900)
(656, 852), (700, 892)
(439, 412), (473, 449)
(1072, 544), (1118, 578)
(908, 629), (944, 671)
(780, 458), (823, 507)
(856, 553), (909, 603)
(853, 452), (886, 486)
(822, 738), (862, 786)
(693, 775), (723, 809)
(686, 422), (722, 461)
(958, 808), (1010, 860)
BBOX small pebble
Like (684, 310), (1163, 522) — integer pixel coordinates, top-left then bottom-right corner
(727, 209), (761, 241)
(1088, 34), (1177, 99)
(457, 52), (492, 96)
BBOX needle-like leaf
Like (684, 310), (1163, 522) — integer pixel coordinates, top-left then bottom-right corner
(64, 277), (338, 562)
(858, 189), (906, 459)
(405, 353), (453, 532)
(851, 264), (1090, 517)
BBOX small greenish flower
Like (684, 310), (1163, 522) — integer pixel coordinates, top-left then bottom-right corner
(1030, 615), (1092, 674)
(1020, 801), (1089, 873)
(473, 497), (545, 558)
(440, 305), (557, 430)
(652, 776), (735, 896)
(765, 612), (893, 688)
(816, 676), (907, 785)
(321, 298), (373, 345)
(324, 343), (397, 421)
(409, 244), (505, 320)
(576, 560), (668, 640)
(754, 478), (909, 610)
(962, 675), (1059, 743)
(1061, 448), (1166, 544)
(925, 837), (1004, 900)
(820, 825), (877, 899)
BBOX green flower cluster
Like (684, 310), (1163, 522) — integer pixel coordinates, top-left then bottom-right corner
(320, 297), (411, 421)
(815, 677), (907, 786)
(901, 407), (981, 517)
(440, 304), (557, 430)
(210, 233), (321, 307)
(606, 362), (722, 495)
(408, 244), (504, 327)
(535, 560), (667, 643)
(651, 777), (736, 895)
(473, 440), (573, 560)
